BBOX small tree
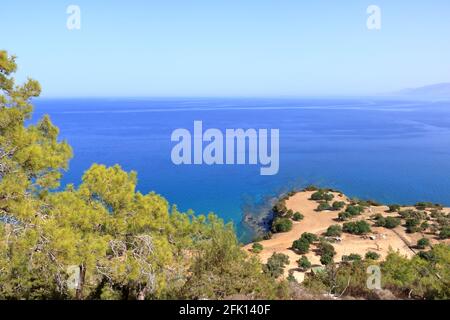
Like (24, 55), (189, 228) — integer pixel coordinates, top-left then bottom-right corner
(384, 217), (401, 229)
(300, 232), (318, 244)
(293, 212), (304, 221)
(387, 204), (401, 212)
(292, 238), (310, 254)
(332, 201), (346, 211)
(342, 253), (362, 262)
(439, 226), (450, 239)
(320, 253), (334, 266)
(251, 243), (263, 253)
(263, 253), (290, 278)
(416, 238), (430, 249)
(297, 256), (311, 271)
(365, 251), (380, 260)
(325, 225), (342, 237)
(271, 217), (293, 233)
(317, 202), (332, 211)
(343, 221), (371, 235)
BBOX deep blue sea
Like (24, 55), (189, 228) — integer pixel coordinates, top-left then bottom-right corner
(32, 98), (450, 241)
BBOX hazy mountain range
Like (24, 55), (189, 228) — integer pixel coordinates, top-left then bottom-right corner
(390, 83), (450, 98)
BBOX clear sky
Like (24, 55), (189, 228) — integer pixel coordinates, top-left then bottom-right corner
(1, 0), (449, 97)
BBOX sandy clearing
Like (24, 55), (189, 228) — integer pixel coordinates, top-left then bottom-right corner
(243, 190), (445, 281)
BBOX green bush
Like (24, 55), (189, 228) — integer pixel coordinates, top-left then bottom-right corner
(317, 202), (332, 211)
(387, 204), (401, 212)
(416, 238), (430, 249)
(384, 217), (401, 229)
(342, 253), (362, 262)
(292, 212), (304, 221)
(332, 201), (346, 211)
(338, 211), (352, 221)
(343, 221), (371, 235)
(345, 205), (365, 216)
(439, 226), (450, 239)
(292, 238), (310, 254)
(365, 251), (380, 260)
(300, 232), (319, 244)
(263, 253), (290, 278)
(325, 224), (343, 237)
(271, 217), (293, 233)
(320, 253), (334, 266)
(311, 191), (334, 202)
(297, 256), (311, 271)
(252, 242), (264, 253)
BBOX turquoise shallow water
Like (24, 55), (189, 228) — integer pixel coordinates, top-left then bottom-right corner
(32, 97), (450, 241)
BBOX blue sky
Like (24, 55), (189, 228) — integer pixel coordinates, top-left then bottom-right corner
(1, 0), (449, 97)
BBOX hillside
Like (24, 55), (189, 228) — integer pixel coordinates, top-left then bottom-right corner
(244, 189), (450, 282)
(392, 83), (450, 98)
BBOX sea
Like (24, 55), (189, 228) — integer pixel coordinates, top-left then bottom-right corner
(32, 97), (450, 242)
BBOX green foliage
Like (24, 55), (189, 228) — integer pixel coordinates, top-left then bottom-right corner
(311, 191), (334, 202)
(338, 211), (352, 221)
(292, 238), (310, 254)
(416, 238), (430, 249)
(343, 221), (371, 235)
(345, 205), (365, 216)
(271, 217), (293, 233)
(263, 253), (289, 278)
(387, 204), (401, 212)
(251, 242), (263, 253)
(0, 51), (284, 300)
(376, 217), (401, 229)
(316, 202), (332, 211)
(292, 212), (304, 221)
(439, 226), (450, 239)
(297, 256), (311, 271)
(332, 201), (346, 211)
(300, 232), (318, 244)
(325, 225), (342, 237)
(381, 245), (450, 299)
(365, 251), (380, 260)
(342, 253), (362, 262)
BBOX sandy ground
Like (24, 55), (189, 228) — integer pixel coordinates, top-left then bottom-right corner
(243, 191), (448, 282)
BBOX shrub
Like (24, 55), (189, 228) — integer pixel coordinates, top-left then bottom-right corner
(263, 232), (273, 240)
(271, 217), (293, 233)
(317, 241), (336, 265)
(375, 216), (386, 227)
(384, 217), (401, 229)
(338, 211), (351, 221)
(405, 218), (421, 233)
(416, 238), (430, 249)
(292, 212), (304, 221)
(317, 241), (336, 257)
(387, 204), (401, 212)
(297, 256), (311, 271)
(292, 238), (310, 254)
(343, 221), (371, 235)
(439, 226), (450, 239)
(317, 202), (332, 211)
(345, 205), (364, 216)
(251, 243), (264, 253)
(325, 224), (342, 237)
(304, 185), (319, 191)
(332, 201), (346, 211)
(300, 232), (318, 244)
(415, 202), (443, 210)
(342, 253), (362, 262)
(263, 253), (290, 278)
(365, 251), (380, 260)
(311, 191), (334, 201)
(320, 253), (334, 266)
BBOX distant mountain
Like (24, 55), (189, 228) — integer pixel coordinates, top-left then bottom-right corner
(391, 83), (450, 98)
